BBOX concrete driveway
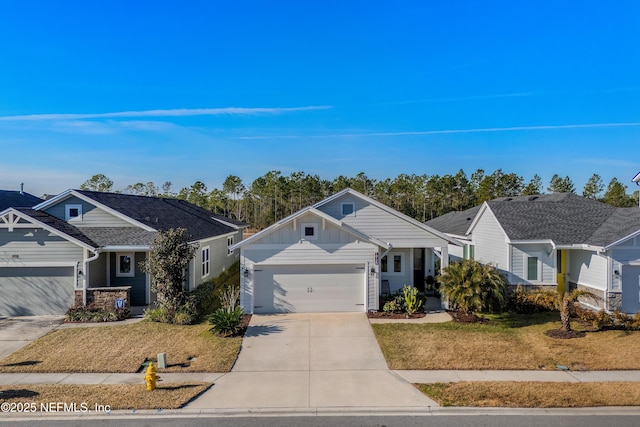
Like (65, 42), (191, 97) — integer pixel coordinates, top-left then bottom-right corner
(0, 316), (64, 360)
(188, 313), (437, 410)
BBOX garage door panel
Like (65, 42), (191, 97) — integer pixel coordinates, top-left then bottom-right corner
(254, 265), (365, 313)
(622, 265), (640, 314)
(0, 267), (74, 316)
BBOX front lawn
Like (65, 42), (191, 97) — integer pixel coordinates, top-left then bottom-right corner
(418, 382), (640, 407)
(372, 312), (640, 370)
(0, 383), (210, 410)
(0, 321), (241, 373)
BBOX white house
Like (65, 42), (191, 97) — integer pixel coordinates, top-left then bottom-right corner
(230, 188), (460, 314)
(426, 193), (640, 313)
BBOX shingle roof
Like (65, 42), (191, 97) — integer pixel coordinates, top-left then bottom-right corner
(14, 208), (97, 248)
(425, 205), (481, 237)
(0, 191), (43, 211)
(75, 190), (246, 241)
(79, 227), (157, 247)
(428, 193), (640, 248)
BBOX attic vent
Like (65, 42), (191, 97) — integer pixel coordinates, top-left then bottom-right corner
(528, 196), (539, 201)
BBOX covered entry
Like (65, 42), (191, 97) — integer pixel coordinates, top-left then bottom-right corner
(0, 266), (75, 315)
(252, 264), (366, 313)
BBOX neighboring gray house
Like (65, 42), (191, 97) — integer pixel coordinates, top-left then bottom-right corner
(231, 188), (460, 314)
(0, 189), (247, 316)
(426, 193), (640, 313)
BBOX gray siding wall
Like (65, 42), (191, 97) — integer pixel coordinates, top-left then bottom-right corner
(45, 196), (133, 227)
(510, 244), (554, 285)
(317, 195), (447, 248)
(0, 228), (84, 263)
(87, 252), (108, 287)
(569, 250), (608, 291)
(109, 252), (147, 305)
(194, 230), (242, 288)
(471, 209), (509, 270)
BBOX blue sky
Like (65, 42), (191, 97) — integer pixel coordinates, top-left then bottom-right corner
(1, 1), (639, 197)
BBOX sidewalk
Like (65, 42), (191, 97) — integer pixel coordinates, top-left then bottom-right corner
(3, 370), (640, 386)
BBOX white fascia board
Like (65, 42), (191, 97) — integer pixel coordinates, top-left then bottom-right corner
(315, 188), (460, 245)
(467, 204), (511, 245)
(605, 230), (640, 250)
(632, 172), (640, 183)
(510, 239), (556, 248)
(102, 245), (150, 252)
(34, 189), (156, 232)
(2, 208), (96, 251)
(229, 207), (314, 250)
(212, 217), (248, 229)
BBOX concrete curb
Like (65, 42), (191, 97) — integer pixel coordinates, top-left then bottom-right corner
(2, 405), (640, 421)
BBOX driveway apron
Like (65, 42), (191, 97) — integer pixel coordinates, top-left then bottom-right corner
(188, 313), (437, 409)
(0, 316), (63, 360)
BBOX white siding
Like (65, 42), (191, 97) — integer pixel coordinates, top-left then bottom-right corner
(0, 228), (84, 263)
(569, 250), (608, 291)
(193, 230), (242, 287)
(317, 195), (448, 248)
(252, 212), (358, 246)
(380, 248), (412, 293)
(44, 196), (133, 227)
(510, 244), (554, 285)
(243, 243), (376, 265)
(471, 209), (509, 270)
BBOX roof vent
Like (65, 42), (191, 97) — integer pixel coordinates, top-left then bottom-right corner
(528, 196), (539, 201)
(504, 198), (513, 201)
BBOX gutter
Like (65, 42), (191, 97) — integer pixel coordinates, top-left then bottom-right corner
(83, 249), (101, 306)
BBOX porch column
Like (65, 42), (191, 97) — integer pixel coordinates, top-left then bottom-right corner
(440, 246), (449, 272)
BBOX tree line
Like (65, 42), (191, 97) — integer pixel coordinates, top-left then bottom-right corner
(80, 170), (639, 229)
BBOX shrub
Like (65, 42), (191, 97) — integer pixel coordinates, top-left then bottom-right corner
(593, 310), (614, 330)
(209, 306), (244, 336)
(191, 261), (240, 319)
(438, 260), (508, 313)
(66, 305), (130, 323)
(382, 293), (406, 313)
(208, 286), (244, 336)
(508, 285), (559, 314)
(402, 285), (423, 315)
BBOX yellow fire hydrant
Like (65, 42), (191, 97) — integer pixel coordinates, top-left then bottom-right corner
(144, 362), (161, 391)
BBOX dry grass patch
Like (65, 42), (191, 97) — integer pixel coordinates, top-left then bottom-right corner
(372, 313), (640, 370)
(0, 383), (210, 410)
(0, 322), (241, 373)
(417, 382), (640, 407)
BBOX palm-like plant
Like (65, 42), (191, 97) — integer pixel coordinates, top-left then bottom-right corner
(559, 289), (595, 332)
(437, 260), (508, 314)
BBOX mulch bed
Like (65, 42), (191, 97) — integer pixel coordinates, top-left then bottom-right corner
(367, 312), (426, 319)
(448, 310), (489, 323)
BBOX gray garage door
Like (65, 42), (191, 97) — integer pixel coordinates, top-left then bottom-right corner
(622, 265), (640, 314)
(253, 264), (365, 313)
(0, 267), (75, 316)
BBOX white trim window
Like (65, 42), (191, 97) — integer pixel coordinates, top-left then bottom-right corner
(202, 246), (210, 278)
(381, 253), (403, 274)
(227, 236), (234, 255)
(65, 204), (83, 221)
(526, 255), (542, 282)
(341, 202), (355, 216)
(116, 252), (135, 277)
(301, 223), (318, 240)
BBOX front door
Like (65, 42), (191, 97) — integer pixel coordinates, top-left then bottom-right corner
(556, 249), (566, 294)
(413, 248), (425, 292)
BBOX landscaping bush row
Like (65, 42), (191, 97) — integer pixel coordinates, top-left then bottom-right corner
(66, 305), (131, 322)
(575, 306), (640, 331)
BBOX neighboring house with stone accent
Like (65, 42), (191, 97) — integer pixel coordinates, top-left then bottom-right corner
(426, 193), (640, 314)
(0, 189), (247, 316)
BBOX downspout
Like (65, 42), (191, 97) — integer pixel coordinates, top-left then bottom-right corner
(83, 249), (101, 306)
